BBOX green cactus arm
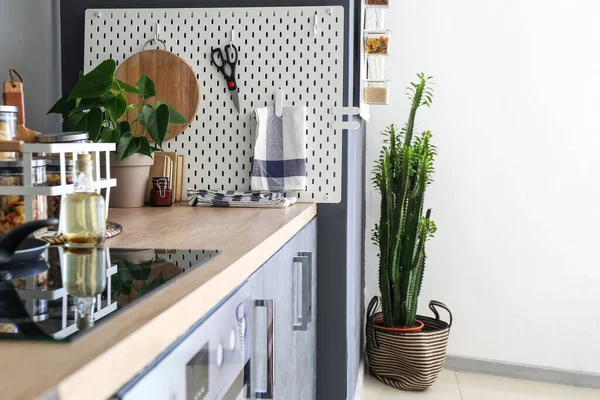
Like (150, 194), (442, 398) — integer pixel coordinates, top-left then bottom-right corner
(406, 250), (425, 327)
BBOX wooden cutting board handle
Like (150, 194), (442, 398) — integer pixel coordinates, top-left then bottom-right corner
(3, 69), (41, 143)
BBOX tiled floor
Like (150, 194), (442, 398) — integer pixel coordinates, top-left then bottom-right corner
(363, 369), (600, 399)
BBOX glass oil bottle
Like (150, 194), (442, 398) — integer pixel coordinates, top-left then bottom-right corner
(62, 247), (107, 330)
(62, 153), (106, 247)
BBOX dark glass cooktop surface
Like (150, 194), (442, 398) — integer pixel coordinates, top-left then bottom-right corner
(0, 246), (219, 342)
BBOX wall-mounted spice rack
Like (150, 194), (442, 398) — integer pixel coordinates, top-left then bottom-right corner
(362, 1), (392, 107)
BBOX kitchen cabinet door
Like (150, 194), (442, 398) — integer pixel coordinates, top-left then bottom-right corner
(294, 221), (317, 400)
(261, 234), (298, 399)
(262, 219), (316, 400)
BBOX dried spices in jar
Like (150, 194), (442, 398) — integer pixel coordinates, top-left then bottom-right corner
(365, 0), (389, 6)
(0, 106), (18, 159)
(45, 157), (74, 225)
(0, 158), (47, 234)
(364, 80), (390, 105)
(150, 177), (172, 207)
(365, 31), (391, 55)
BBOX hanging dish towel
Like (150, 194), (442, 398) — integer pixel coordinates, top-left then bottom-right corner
(251, 104), (307, 192)
(187, 189), (297, 208)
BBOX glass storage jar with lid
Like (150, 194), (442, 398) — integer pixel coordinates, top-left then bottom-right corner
(365, 31), (391, 55)
(35, 132), (89, 157)
(0, 158), (47, 234)
(0, 105), (18, 159)
(45, 157), (74, 225)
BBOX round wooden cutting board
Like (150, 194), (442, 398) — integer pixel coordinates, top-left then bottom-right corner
(115, 50), (200, 141)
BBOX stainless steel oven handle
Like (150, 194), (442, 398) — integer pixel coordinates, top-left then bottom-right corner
(293, 256), (310, 331)
(254, 299), (274, 399)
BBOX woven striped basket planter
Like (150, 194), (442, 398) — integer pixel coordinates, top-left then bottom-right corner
(365, 296), (453, 391)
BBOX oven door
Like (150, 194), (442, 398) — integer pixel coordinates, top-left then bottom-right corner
(113, 283), (251, 400)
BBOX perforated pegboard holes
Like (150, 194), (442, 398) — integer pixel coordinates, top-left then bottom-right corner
(85, 7), (344, 203)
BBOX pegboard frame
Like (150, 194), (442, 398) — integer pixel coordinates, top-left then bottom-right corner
(84, 6), (345, 203)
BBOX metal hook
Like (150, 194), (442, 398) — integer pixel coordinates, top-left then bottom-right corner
(275, 88), (283, 117)
(313, 11), (319, 35)
(143, 21), (166, 50)
(231, 27), (235, 45)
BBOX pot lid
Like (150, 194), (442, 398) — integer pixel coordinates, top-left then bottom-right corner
(0, 106), (18, 113)
(36, 132), (89, 143)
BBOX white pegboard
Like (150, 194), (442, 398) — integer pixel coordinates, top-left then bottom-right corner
(84, 7), (345, 203)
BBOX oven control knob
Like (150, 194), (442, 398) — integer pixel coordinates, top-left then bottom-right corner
(230, 329), (236, 350)
(216, 343), (224, 367)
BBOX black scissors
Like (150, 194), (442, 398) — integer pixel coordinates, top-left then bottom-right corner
(211, 44), (240, 113)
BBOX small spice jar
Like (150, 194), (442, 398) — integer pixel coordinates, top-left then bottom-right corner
(365, 0), (389, 6)
(0, 105), (18, 159)
(365, 31), (391, 55)
(150, 177), (172, 207)
(36, 132), (89, 157)
(45, 157), (74, 225)
(364, 80), (391, 105)
(0, 158), (47, 234)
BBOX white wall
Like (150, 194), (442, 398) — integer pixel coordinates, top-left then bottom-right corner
(0, 0), (62, 133)
(365, 0), (600, 374)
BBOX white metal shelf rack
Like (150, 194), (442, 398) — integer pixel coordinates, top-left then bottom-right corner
(0, 143), (117, 222)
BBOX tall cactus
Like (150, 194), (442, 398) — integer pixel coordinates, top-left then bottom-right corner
(372, 73), (437, 328)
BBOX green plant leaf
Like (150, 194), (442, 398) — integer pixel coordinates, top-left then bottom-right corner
(117, 260), (133, 287)
(71, 97), (104, 113)
(67, 112), (86, 131)
(67, 107), (102, 140)
(136, 260), (154, 280)
(111, 274), (122, 293)
(112, 79), (142, 95)
(148, 273), (167, 290)
(101, 127), (120, 143)
(156, 101), (188, 124)
(68, 59), (116, 100)
(141, 103), (169, 145)
(138, 138), (153, 157)
(138, 104), (153, 127)
(103, 92), (128, 122)
(117, 133), (142, 161)
(119, 120), (131, 134)
(97, 126), (111, 142)
(136, 74), (156, 99)
(47, 95), (76, 115)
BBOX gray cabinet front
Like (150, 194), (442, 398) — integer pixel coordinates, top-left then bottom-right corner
(261, 219), (317, 400)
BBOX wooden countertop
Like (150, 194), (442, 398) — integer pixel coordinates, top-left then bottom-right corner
(0, 203), (317, 400)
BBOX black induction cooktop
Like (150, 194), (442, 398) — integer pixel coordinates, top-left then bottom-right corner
(0, 246), (219, 342)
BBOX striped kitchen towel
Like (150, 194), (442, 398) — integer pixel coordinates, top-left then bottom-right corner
(251, 104), (307, 192)
(187, 189), (297, 208)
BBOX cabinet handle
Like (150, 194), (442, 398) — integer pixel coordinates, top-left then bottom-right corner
(297, 252), (313, 324)
(247, 299), (274, 399)
(293, 256), (310, 331)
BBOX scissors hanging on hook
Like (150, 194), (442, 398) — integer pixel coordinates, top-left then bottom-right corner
(211, 44), (241, 114)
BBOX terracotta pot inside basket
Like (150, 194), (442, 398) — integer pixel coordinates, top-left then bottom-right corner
(374, 318), (425, 333)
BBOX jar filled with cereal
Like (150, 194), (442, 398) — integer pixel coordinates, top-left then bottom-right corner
(0, 106), (18, 159)
(45, 157), (74, 225)
(0, 158), (47, 234)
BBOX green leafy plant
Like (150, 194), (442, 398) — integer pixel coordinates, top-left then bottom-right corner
(48, 59), (188, 161)
(372, 73), (438, 328)
(110, 257), (168, 306)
